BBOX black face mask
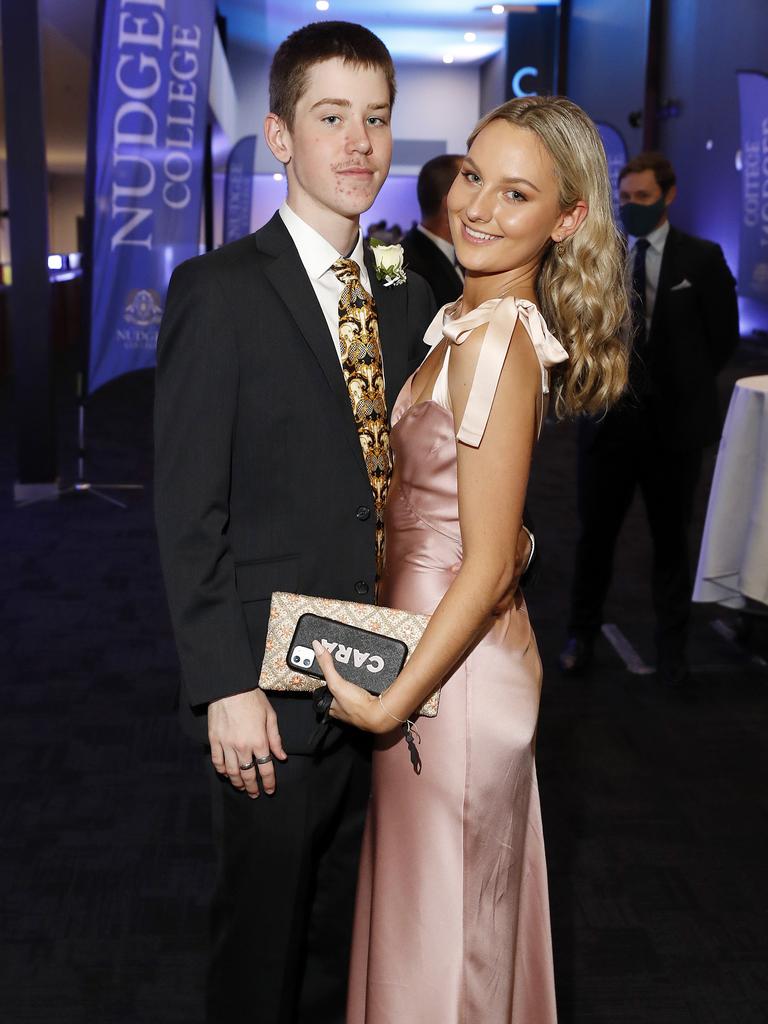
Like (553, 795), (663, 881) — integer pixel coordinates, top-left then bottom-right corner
(619, 196), (666, 237)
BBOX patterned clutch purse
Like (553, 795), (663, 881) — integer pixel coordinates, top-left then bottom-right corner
(258, 591), (440, 717)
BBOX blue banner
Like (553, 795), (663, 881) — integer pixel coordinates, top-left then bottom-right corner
(224, 136), (257, 244)
(86, 0), (216, 394)
(737, 71), (768, 303)
(595, 122), (628, 222)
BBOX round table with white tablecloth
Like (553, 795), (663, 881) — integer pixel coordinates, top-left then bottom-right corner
(693, 375), (768, 608)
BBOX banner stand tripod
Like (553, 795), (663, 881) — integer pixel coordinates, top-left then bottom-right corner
(57, 371), (145, 510)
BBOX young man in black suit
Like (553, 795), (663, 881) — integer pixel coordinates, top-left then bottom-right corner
(402, 153), (464, 309)
(560, 151), (740, 686)
(155, 21), (532, 1024)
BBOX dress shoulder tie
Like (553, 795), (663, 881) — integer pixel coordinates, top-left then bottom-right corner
(422, 296), (569, 446)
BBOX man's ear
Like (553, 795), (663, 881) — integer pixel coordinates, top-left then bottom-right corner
(264, 113), (291, 165)
(552, 199), (588, 243)
(664, 184), (677, 208)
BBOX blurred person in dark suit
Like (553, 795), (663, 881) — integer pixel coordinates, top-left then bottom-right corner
(560, 151), (740, 686)
(402, 154), (464, 308)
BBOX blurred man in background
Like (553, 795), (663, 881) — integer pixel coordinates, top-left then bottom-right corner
(402, 153), (464, 308)
(560, 151), (739, 686)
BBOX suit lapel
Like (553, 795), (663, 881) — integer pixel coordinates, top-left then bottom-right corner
(258, 214), (369, 482)
(364, 246), (409, 413)
(416, 229), (460, 296)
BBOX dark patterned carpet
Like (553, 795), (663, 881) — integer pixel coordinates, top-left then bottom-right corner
(1, 341), (767, 1023)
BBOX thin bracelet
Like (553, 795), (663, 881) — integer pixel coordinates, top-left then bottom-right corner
(378, 691), (406, 724)
(378, 692), (420, 740)
(521, 524), (536, 576)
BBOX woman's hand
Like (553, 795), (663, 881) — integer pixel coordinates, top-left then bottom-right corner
(311, 641), (396, 735)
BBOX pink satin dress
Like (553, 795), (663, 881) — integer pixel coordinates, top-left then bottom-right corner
(347, 297), (568, 1024)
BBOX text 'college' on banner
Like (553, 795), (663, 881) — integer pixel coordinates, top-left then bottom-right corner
(86, 0), (216, 394)
(737, 70), (768, 304)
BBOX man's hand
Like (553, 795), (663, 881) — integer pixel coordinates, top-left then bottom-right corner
(208, 689), (287, 798)
(491, 525), (533, 616)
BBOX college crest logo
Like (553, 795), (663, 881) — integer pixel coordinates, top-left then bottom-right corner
(123, 288), (164, 327)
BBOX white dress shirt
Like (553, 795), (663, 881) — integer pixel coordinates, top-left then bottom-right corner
(417, 223), (464, 283)
(629, 219), (670, 328)
(279, 202), (371, 363)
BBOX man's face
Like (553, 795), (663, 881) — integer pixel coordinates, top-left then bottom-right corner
(618, 169), (662, 205)
(279, 58), (393, 223)
(619, 168), (674, 227)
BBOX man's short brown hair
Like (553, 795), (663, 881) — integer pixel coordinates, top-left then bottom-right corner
(417, 154), (463, 220)
(269, 21), (396, 129)
(619, 151), (677, 196)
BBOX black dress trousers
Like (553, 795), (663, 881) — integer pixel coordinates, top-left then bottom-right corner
(206, 730), (371, 1024)
(568, 412), (702, 662)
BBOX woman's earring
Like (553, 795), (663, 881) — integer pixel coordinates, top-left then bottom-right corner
(556, 239), (566, 257)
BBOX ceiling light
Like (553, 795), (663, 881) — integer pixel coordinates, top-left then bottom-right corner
(315, 0), (330, 10)
(273, 172), (284, 181)
(443, 54), (455, 64)
(491, 4), (505, 14)
(464, 32), (477, 42)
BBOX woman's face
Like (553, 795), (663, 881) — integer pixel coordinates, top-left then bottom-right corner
(447, 119), (567, 276)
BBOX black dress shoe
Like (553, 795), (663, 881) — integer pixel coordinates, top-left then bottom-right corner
(558, 636), (594, 676)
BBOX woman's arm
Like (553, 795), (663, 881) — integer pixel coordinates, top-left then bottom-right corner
(317, 319), (542, 732)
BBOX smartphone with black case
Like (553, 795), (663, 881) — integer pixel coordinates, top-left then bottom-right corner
(287, 613), (409, 694)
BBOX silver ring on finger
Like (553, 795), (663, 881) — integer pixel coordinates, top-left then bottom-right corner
(255, 755), (273, 765)
(238, 758), (256, 771)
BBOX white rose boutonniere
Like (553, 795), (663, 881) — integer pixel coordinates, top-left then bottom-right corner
(370, 238), (407, 287)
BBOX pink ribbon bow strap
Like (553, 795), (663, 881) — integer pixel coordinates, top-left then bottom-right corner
(423, 295), (569, 447)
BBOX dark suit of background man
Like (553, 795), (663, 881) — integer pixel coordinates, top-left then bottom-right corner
(402, 153), (464, 309)
(153, 23), (436, 1024)
(560, 151), (739, 686)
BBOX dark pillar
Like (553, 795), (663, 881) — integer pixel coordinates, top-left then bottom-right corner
(204, 123), (214, 252)
(643, 0), (664, 150)
(556, 0), (572, 95)
(1, 0), (56, 497)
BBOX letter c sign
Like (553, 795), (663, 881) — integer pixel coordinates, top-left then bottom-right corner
(512, 66), (539, 98)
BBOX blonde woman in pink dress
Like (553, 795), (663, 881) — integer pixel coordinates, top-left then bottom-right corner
(313, 96), (630, 1023)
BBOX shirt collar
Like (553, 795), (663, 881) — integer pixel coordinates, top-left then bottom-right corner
(279, 202), (365, 281)
(417, 223), (457, 265)
(630, 218), (670, 255)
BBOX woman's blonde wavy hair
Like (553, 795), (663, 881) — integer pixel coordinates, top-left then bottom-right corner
(468, 96), (631, 417)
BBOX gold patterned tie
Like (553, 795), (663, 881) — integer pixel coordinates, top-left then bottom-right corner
(331, 258), (391, 583)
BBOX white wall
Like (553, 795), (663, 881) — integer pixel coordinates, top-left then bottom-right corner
(391, 64), (480, 159)
(48, 173), (84, 253)
(227, 44), (277, 174)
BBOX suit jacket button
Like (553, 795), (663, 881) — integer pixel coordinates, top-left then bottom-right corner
(354, 580), (369, 596)
(356, 506), (371, 521)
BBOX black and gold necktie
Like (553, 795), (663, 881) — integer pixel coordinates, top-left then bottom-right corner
(331, 258), (390, 582)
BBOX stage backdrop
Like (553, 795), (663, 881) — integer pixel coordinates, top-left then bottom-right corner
(86, 0), (216, 394)
(737, 71), (768, 304)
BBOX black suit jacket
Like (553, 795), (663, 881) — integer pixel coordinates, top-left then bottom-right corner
(154, 213), (435, 752)
(586, 225), (739, 452)
(402, 226), (463, 310)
